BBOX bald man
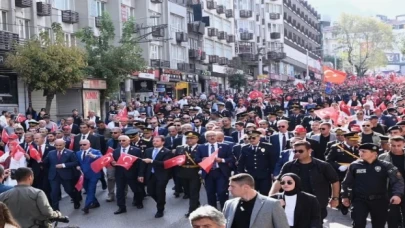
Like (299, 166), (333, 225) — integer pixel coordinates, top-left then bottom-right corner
(43, 139), (80, 211)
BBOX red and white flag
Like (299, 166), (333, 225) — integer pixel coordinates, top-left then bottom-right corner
(116, 153), (138, 170)
(164, 155), (186, 169)
(75, 174), (84, 191)
(16, 114), (26, 123)
(29, 144), (42, 162)
(91, 153), (114, 173)
(198, 150), (218, 173)
(1, 129), (8, 143)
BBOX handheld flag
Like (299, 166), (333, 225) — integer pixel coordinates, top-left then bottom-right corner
(323, 66), (347, 84)
(314, 107), (339, 125)
(198, 150), (218, 173)
(106, 147), (114, 155)
(116, 153), (138, 170)
(116, 106), (128, 119)
(68, 136), (74, 150)
(164, 155), (186, 169)
(339, 101), (351, 116)
(50, 124), (57, 132)
(29, 144), (42, 162)
(248, 91), (264, 100)
(1, 129), (8, 143)
(75, 174), (84, 191)
(91, 153), (114, 173)
(16, 114), (26, 123)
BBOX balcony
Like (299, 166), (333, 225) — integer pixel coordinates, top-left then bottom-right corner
(240, 53), (255, 61)
(270, 32), (281, 39)
(207, 0), (216, 9)
(37, 2), (51, 16)
(150, 59), (170, 68)
(216, 5), (225, 14)
(152, 27), (165, 37)
(226, 35), (235, 43)
(240, 32), (253, 41)
(177, 62), (189, 71)
(0, 31), (19, 51)
(218, 31), (227, 40)
(151, 0), (163, 3)
(189, 49), (199, 58)
(62, 10), (79, 24)
(209, 55), (219, 63)
(208, 28), (218, 37)
(95, 17), (102, 28)
(189, 63), (196, 72)
(15, 0), (32, 8)
(188, 22), (205, 35)
(218, 57), (228, 65)
(270, 13), (280, 20)
(225, 9), (233, 18)
(175, 32), (188, 42)
(240, 10), (253, 18)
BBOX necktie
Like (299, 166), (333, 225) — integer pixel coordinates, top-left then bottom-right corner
(282, 134), (287, 150)
(82, 135), (85, 140)
(38, 146), (43, 159)
(210, 144), (217, 169)
(122, 148), (126, 154)
(171, 137), (174, 147)
(253, 146), (257, 152)
(82, 150), (87, 160)
(239, 131), (241, 140)
(152, 148), (159, 173)
(57, 151), (62, 161)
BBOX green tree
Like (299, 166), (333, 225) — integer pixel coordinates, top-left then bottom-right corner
(76, 13), (145, 110)
(228, 73), (247, 90)
(5, 23), (87, 113)
(334, 13), (394, 76)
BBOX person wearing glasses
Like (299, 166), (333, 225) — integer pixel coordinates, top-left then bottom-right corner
(326, 132), (360, 215)
(270, 140), (340, 222)
(273, 137), (304, 177)
(105, 127), (122, 202)
(237, 130), (276, 195)
(72, 123), (101, 152)
(270, 120), (294, 163)
(359, 120), (383, 145)
(310, 122), (337, 161)
(271, 173), (322, 228)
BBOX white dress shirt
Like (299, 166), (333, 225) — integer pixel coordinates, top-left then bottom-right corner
(278, 132), (290, 151)
(121, 146), (130, 154)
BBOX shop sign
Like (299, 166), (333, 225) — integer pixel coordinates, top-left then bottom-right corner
(161, 68), (182, 82)
(156, 84), (166, 92)
(0, 53), (5, 67)
(160, 74), (170, 82)
(138, 73), (155, 80)
(83, 90), (101, 117)
(134, 80), (154, 92)
(83, 79), (107, 89)
(183, 74), (197, 83)
(175, 82), (188, 90)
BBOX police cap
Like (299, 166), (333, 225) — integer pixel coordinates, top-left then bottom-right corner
(397, 120), (405, 126)
(125, 128), (139, 136)
(248, 130), (262, 137)
(343, 132), (360, 141)
(184, 131), (200, 139)
(388, 125), (401, 132)
(358, 143), (379, 152)
(379, 135), (389, 143)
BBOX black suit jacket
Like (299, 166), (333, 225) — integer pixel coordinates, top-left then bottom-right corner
(29, 145), (55, 178)
(70, 124), (80, 135)
(20, 142), (37, 153)
(142, 147), (172, 181)
(285, 138), (321, 160)
(164, 135), (181, 150)
(73, 134), (101, 152)
(113, 146), (143, 179)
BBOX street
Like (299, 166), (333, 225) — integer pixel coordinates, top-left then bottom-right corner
(56, 181), (370, 228)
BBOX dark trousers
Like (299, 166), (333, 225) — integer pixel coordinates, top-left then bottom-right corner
(351, 198), (389, 228)
(204, 169), (228, 210)
(33, 173), (52, 203)
(254, 177), (271, 195)
(50, 175), (77, 210)
(180, 170), (201, 213)
(173, 168), (184, 194)
(387, 198), (405, 228)
(83, 177), (99, 208)
(116, 177), (142, 209)
(147, 174), (169, 212)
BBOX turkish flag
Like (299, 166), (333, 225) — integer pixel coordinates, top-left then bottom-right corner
(314, 107), (338, 124)
(339, 101), (351, 116)
(1, 129), (8, 143)
(68, 136), (74, 150)
(91, 153), (114, 173)
(378, 102), (387, 111)
(75, 174), (84, 191)
(271, 88), (284, 95)
(248, 91), (263, 100)
(116, 153), (138, 170)
(296, 83), (305, 91)
(16, 114), (26, 123)
(0, 150), (3, 157)
(164, 155), (186, 169)
(106, 147), (114, 155)
(116, 107), (128, 120)
(29, 144), (42, 162)
(323, 66), (347, 84)
(50, 124), (57, 132)
(198, 150), (218, 173)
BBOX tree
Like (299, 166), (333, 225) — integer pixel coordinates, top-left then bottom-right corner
(76, 13), (145, 111)
(323, 55), (343, 70)
(334, 13), (394, 76)
(5, 23), (87, 113)
(226, 56), (249, 91)
(228, 73), (247, 90)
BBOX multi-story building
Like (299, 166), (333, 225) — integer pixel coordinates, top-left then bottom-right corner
(282, 0), (322, 81)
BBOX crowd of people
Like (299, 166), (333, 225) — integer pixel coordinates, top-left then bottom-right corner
(2, 78), (405, 228)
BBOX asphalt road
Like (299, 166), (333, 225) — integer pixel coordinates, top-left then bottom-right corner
(55, 180), (371, 228)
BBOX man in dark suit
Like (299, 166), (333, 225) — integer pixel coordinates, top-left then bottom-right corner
(217, 102), (231, 118)
(164, 126), (181, 150)
(195, 130), (234, 210)
(237, 130), (276, 195)
(288, 106), (304, 131)
(42, 139), (80, 210)
(231, 122), (245, 143)
(75, 139), (102, 214)
(150, 119), (167, 136)
(73, 123), (101, 152)
(31, 133), (55, 202)
(193, 118), (206, 136)
(270, 120), (294, 161)
(87, 110), (100, 123)
(264, 98), (282, 116)
(141, 136), (172, 218)
(112, 135), (144, 214)
(20, 132), (36, 153)
(66, 117), (80, 135)
(301, 108), (322, 132)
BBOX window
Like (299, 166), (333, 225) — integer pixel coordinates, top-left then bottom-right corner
(0, 11), (6, 31)
(187, 11), (194, 23)
(170, 14), (184, 40)
(204, 39), (214, 55)
(150, 44), (161, 59)
(38, 27), (51, 44)
(215, 42), (223, 56)
(189, 38), (198, 49)
(0, 75), (18, 104)
(16, 18), (30, 39)
(224, 45), (232, 59)
(96, 1), (106, 16)
(64, 33), (76, 47)
(223, 20), (231, 34)
(270, 4), (281, 13)
(53, 0), (71, 10)
(170, 45), (186, 69)
(214, 16), (222, 31)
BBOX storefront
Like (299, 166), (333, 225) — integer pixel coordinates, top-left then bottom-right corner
(132, 69), (159, 101)
(183, 74), (199, 96)
(158, 68), (183, 99)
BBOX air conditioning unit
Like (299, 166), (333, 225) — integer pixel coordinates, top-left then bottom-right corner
(152, 27), (165, 37)
(151, 0), (163, 3)
(218, 31), (227, 40)
(207, 0), (216, 9)
(200, 51), (206, 60)
(218, 57), (228, 65)
(189, 49), (198, 58)
(177, 62), (189, 71)
(240, 33), (253, 40)
(216, 5), (225, 14)
(208, 28), (218, 37)
(189, 63), (196, 72)
(240, 10), (252, 18)
(226, 35), (235, 43)
(225, 9), (233, 18)
(209, 55), (219, 63)
(269, 13), (280, 20)
(175, 32), (188, 42)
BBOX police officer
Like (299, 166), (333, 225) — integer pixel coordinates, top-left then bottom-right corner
(301, 108), (322, 132)
(237, 130), (276, 195)
(342, 143), (405, 228)
(0, 167), (64, 228)
(126, 128), (141, 148)
(326, 132), (360, 215)
(325, 128), (348, 156)
(175, 131), (201, 218)
(288, 106), (304, 131)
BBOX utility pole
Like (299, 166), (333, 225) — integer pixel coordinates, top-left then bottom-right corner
(306, 49), (309, 79)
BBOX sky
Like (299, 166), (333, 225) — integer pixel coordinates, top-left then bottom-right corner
(308, 0), (405, 22)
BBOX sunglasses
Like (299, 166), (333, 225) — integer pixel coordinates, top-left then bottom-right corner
(357, 113), (364, 115)
(174, 124), (181, 126)
(362, 125), (370, 127)
(293, 149), (305, 154)
(320, 128), (327, 130)
(79, 144), (87, 146)
(248, 137), (257, 140)
(112, 132), (119, 134)
(151, 122), (157, 124)
(119, 140), (127, 142)
(277, 126), (286, 128)
(280, 180), (293, 185)
(15, 132), (23, 135)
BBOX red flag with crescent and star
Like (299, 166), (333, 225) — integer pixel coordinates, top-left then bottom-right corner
(16, 114), (26, 123)
(164, 155), (186, 169)
(248, 91), (263, 100)
(116, 153), (138, 170)
(68, 136), (74, 150)
(323, 66), (347, 84)
(314, 107), (338, 125)
(29, 144), (42, 162)
(75, 174), (84, 191)
(106, 147), (114, 155)
(91, 153), (114, 173)
(339, 101), (351, 116)
(1, 129), (8, 143)
(198, 150), (218, 173)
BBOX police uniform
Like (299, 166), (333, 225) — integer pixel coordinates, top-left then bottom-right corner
(301, 109), (322, 132)
(324, 128), (348, 156)
(288, 106), (304, 131)
(378, 135), (390, 155)
(342, 143), (405, 228)
(237, 130), (275, 195)
(175, 131), (201, 217)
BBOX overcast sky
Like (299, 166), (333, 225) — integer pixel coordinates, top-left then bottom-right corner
(308, 0), (405, 22)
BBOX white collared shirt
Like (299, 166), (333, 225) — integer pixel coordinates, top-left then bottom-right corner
(207, 143), (218, 155)
(81, 133), (89, 140)
(39, 144), (46, 156)
(121, 146), (130, 154)
(278, 132), (289, 151)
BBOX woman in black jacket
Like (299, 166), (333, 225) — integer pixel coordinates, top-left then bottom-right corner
(271, 173), (322, 228)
